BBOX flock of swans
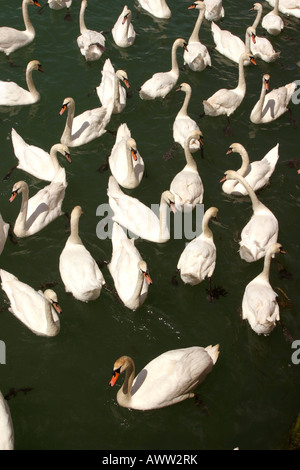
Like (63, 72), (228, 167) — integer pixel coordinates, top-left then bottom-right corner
(0, 0), (298, 449)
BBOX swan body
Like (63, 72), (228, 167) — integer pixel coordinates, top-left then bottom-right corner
(0, 0), (40, 59)
(204, 0), (224, 21)
(0, 269), (62, 336)
(59, 97), (113, 147)
(262, 0), (284, 35)
(109, 123), (144, 189)
(173, 83), (202, 153)
(170, 130), (204, 212)
(0, 60), (43, 106)
(96, 59), (130, 114)
(250, 3), (281, 62)
(184, 2), (211, 72)
(265, 0), (300, 17)
(242, 243), (284, 335)
(77, 0), (106, 61)
(9, 169), (67, 238)
(137, 0), (171, 19)
(0, 214), (9, 255)
(222, 142), (279, 195)
(112, 5), (136, 48)
(11, 128), (71, 182)
(177, 207), (218, 285)
(108, 222), (152, 310)
(250, 74), (296, 124)
(222, 170), (278, 263)
(48, 0), (72, 9)
(109, 344), (219, 410)
(139, 38), (188, 100)
(203, 52), (256, 117)
(211, 23), (256, 64)
(59, 206), (105, 302)
(107, 176), (176, 243)
(0, 391), (14, 450)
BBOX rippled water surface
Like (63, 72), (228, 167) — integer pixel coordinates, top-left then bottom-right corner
(0, 0), (300, 450)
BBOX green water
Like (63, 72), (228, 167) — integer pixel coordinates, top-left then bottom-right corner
(0, 0), (299, 450)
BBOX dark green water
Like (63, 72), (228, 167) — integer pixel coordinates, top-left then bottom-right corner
(0, 0), (299, 451)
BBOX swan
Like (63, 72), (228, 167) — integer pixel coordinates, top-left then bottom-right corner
(108, 222), (152, 310)
(221, 170), (278, 262)
(0, 214), (9, 255)
(0, 0), (40, 62)
(173, 83), (202, 153)
(11, 128), (71, 182)
(107, 176), (176, 243)
(242, 243), (285, 335)
(108, 123), (144, 189)
(77, 0), (106, 61)
(139, 38), (188, 100)
(184, 2), (211, 72)
(0, 60), (43, 106)
(0, 269), (62, 336)
(59, 96), (113, 147)
(211, 23), (257, 65)
(112, 5), (136, 48)
(0, 391), (14, 450)
(222, 142), (279, 195)
(264, 0), (300, 18)
(48, 0), (72, 9)
(203, 52), (256, 118)
(109, 344), (219, 410)
(96, 58), (130, 114)
(59, 206), (105, 302)
(136, 0), (171, 19)
(249, 3), (281, 62)
(177, 206), (218, 286)
(170, 130), (204, 212)
(203, 0), (224, 21)
(250, 74), (297, 124)
(9, 168), (67, 238)
(262, 0), (284, 35)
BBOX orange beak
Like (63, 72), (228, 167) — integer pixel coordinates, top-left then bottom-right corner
(220, 175), (226, 183)
(131, 149), (137, 162)
(170, 202), (177, 214)
(251, 33), (256, 44)
(144, 272), (153, 286)
(124, 79), (130, 89)
(109, 371), (120, 387)
(9, 191), (18, 203)
(65, 153), (72, 163)
(264, 80), (269, 91)
(188, 4), (196, 9)
(52, 302), (62, 315)
(122, 14), (128, 25)
(226, 148), (233, 155)
(34, 1), (41, 6)
(250, 57), (257, 65)
(59, 104), (67, 116)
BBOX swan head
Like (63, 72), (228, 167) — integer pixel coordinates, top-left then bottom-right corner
(162, 190), (177, 214)
(246, 26), (256, 44)
(51, 144), (71, 163)
(206, 206), (219, 221)
(176, 82), (191, 94)
(186, 129), (204, 149)
(240, 52), (256, 66)
(122, 8), (132, 24)
(44, 289), (62, 314)
(71, 205), (83, 220)
(138, 260), (152, 286)
(27, 60), (44, 74)
(59, 97), (74, 116)
(116, 70), (130, 88)
(226, 143), (246, 155)
(220, 169), (239, 183)
(109, 356), (133, 387)
(249, 3), (262, 12)
(127, 138), (138, 161)
(267, 243), (286, 257)
(9, 181), (28, 203)
(174, 38), (188, 52)
(263, 74), (270, 91)
(28, 0), (41, 6)
(188, 1), (206, 11)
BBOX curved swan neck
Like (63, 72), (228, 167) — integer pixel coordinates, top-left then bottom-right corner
(252, 5), (262, 29)
(202, 212), (213, 239)
(261, 249), (273, 280)
(179, 87), (191, 116)
(69, 211), (82, 244)
(61, 100), (75, 143)
(16, 185), (29, 233)
(26, 67), (39, 99)
(113, 74), (121, 106)
(129, 268), (146, 305)
(184, 136), (198, 171)
(79, 1), (88, 33)
(273, 0), (279, 15)
(171, 41), (180, 74)
(256, 79), (268, 119)
(49, 145), (62, 173)
(23, 0), (35, 34)
(118, 358), (135, 404)
(189, 7), (205, 43)
(237, 145), (250, 175)
(231, 173), (260, 209)
(44, 297), (59, 335)
(236, 55), (247, 92)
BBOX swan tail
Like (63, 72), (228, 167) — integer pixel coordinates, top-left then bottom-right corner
(116, 123), (131, 140)
(205, 344), (220, 365)
(0, 268), (17, 284)
(285, 82), (297, 102)
(264, 143), (279, 168)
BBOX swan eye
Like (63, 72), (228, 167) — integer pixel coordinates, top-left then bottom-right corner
(112, 366), (121, 376)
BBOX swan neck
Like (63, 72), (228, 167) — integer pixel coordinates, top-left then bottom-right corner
(256, 80), (268, 118)
(129, 268), (146, 305)
(44, 297), (58, 335)
(50, 147), (61, 173)
(61, 101), (74, 143)
(233, 173), (260, 209)
(22, 0), (34, 33)
(119, 359), (135, 403)
(202, 212), (213, 239)
(79, 2), (87, 33)
(238, 147), (250, 175)
(189, 8), (205, 43)
(179, 88), (191, 116)
(184, 139), (197, 171)
(26, 67), (39, 99)
(16, 185), (29, 233)
(237, 56), (246, 91)
(171, 41), (180, 74)
(158, 194), (171, 240)
(113, 73), (121, 106)
(69, 212), (82, 244)
(261, 250), (273, 280)
(273, 0), (279, 14)
(252, 7), (262, 29)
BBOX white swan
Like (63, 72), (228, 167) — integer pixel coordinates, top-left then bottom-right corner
(0, 60), (43, 106)
(0, 214), (9, 255)
(0, 391), (14, 450)
(77, 0), (106, 61)
(250, 74), (297, 124)
(109, 123), (144, 189)
(59, 206), (105, 302)
(242, 242), (285, 335)
(249, 3), (281, 62)
(184, 1), (211, 72)
(107, 176), (176, 243)
(96, 58), (130, 114)
(59, 96), (113, 147)
(9, 168), (67, 238)
(264, 0), (300, 18)
(109, 344), (219, 410)
(173, 83), (202, 153)
(139, 38), (188, 100)
(211, 23), (256, 64)
(136, 0), (171, 19)
(0, 0), (40, 62)
(11, 128), (71, 182)
(221, 170), (278, 262)
(222, 142), (279, 195)
(0, 269), (61, 336)
(203, 0), (224, 21)
(262, 0), (284, 35)
(112, 5), (136, 48)
(108, 222), (152, 311)
(203, 52), (256, 117)
(177, 206), (218, 285)
(170, 130), (204, 212)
